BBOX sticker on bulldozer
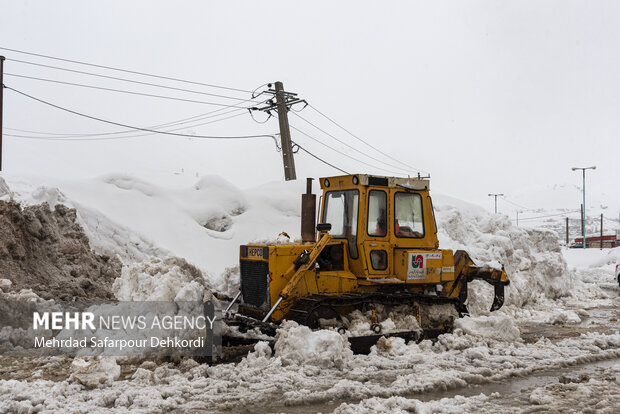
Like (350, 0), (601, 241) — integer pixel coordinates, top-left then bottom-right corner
(248, 248), (263, 258)
(407, 252), (442, 279)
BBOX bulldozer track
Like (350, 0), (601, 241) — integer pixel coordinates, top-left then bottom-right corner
(219, 291), (461, 361)
(286, 291), (462, 327)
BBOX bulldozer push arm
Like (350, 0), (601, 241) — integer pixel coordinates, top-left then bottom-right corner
(450, 250), (509, 313)
(262, 227), (333, 322)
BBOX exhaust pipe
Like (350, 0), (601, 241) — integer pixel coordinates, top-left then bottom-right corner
(301, 178), (316, 242)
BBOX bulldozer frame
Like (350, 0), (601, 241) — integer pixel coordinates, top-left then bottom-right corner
(223, 174), (509, 353)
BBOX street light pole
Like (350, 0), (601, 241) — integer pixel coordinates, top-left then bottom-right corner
(488, 193), (504, 214)
(572, 166), (596, 249)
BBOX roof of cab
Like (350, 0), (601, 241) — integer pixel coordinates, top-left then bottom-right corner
(319, 174), (430, 191)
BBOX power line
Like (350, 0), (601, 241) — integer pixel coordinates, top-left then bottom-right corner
(5, 73), (253, 108)
(289, 122), (406, 175)
(6, 88), (263, 138)
(291, 111), (414, 174)
(7, 58), (263, 103)
(5, 107), (248, 138)
(0, 46), (252, 94)
(501, 197), (533, 211)
(274, 111), (396, 174)
(292, 141), (350, 175)
(6, 111), (249, 141)
(512, 210), (580, 221)
(602, 216), (620, 225)
(6, 86), (276, 140)
(308, 103), (429, 174)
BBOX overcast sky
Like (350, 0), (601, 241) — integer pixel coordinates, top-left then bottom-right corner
(1, 1), (618, 210)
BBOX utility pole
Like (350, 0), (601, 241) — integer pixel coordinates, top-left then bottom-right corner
(566, 217), (569, 245)
(600, 213), (603, 250)
(488, 193), (504, 214)
(516, 211), (519, 226)
(250, 82), (306, 181)
(274, 82), (296, 181)
(581, 204), (585, 248)
(0, 56), (4, 172)
(572, 166), (596, 249)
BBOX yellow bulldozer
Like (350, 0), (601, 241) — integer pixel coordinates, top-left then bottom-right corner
(224, 174), (509, 352)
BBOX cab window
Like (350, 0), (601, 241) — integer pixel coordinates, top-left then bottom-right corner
(323, 190), (359, 258)
(367, 190), (387, 237)
(394, 192), (424, 238)
(370, 250), (387, 270)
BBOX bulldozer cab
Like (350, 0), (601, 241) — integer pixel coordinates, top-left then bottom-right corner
(319, 174), (438, 279)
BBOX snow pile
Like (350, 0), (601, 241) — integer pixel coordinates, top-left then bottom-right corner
(455, 315), (521, 342)
(0, 173), (305, 289)
(544, 310), (582, 325)
(185, 175), (248, 231)
(274, 321), (353, 368)
(69, 357), (120, 388)
(371, 336), (410, 356)
(0, 278), (12, 291)
(0, 175), (165, 263)
(434, 194), (572, 308)
(112, 256), (206, 301)
(0, 281), (42, 302)
(0, 199), (121, 300)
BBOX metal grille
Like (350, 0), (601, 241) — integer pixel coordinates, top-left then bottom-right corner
(240, 260), (269, 310)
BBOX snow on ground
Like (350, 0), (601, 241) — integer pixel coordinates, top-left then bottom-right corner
(1, 324), (618, 411)
(333, 363), (620, 413)
(0, 172), (618, 412)
(564, 246), (620, 271)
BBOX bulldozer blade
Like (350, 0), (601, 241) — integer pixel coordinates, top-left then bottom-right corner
(221, 329), (450, 359)
(490, 284), (505, 312)
(347, 329), (451, 354)
(348, 331), (421, 354)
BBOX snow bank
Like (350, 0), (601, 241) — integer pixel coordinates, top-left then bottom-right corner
(0, 199), (122, 300)
(274, 321), (353, 368)
(1, 173), (305, 289)
(563, 246), (620, 270)
(455, 315), (520, 342)
(112, 256), (206, 301)
(434, 193), (572, 309)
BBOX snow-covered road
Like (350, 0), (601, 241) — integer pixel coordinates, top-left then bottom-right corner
(1, 267), (617, 413)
